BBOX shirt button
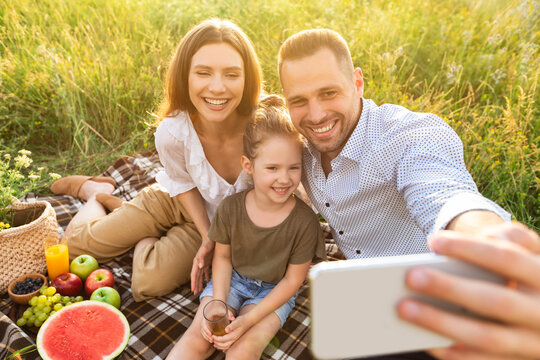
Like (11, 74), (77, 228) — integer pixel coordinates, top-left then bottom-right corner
(325, 202), (330, 207)
(356, 249), (362, 255)
(338, 230), (344, 235)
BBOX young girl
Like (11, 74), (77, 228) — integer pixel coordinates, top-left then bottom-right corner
(166, 95), (326, 359)
(49, 19), (262, 301)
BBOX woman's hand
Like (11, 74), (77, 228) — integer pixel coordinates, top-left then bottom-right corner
(398, 222), (540, 359)
(212, 313), (253, 352)
(190, 239), (214, 294)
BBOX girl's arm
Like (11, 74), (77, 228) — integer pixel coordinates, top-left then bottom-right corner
(174, 187), (213, 294)
(210, 242), (233, 302)
(213, 260), (311, 351)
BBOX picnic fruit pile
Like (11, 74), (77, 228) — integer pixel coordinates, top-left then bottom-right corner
(15, 254), (122, 328)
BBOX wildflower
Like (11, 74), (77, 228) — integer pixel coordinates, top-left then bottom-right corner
(18, 149), (32, 156)
(490, 160), (501, 169)
(49, 173), (62, 180)
(4, 154), (10, 160)
(490, 69), (507, 85)
(445, 62), (463, 85)
(28, 174), (40, 180)
(14, 154), (32, 168)
(520, 43), (539, 74)
(487, 34), (502, 45)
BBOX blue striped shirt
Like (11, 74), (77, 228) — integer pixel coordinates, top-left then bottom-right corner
(302, 99), (510, 259)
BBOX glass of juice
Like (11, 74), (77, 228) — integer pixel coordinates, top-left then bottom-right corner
(44, 236), (69, 281)
(203, 299), (230, 336)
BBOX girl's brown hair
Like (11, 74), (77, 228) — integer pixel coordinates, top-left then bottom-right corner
(243, 95), (304, 160)
(160, 19), (262, 119)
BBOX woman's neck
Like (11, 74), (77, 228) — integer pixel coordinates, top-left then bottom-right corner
(192, 111), (248, 141)
(190, 110), (248, 185)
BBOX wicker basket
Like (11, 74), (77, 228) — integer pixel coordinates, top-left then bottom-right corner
(0, 198), (59, 294)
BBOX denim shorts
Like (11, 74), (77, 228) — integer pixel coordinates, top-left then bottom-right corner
(200, 269), (296, 327)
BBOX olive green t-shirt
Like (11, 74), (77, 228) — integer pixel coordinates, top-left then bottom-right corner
(208, 190), (326, 284)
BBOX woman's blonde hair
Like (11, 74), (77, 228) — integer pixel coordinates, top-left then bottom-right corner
(160, 19), (262, 119)
(243, 95), (304, 160)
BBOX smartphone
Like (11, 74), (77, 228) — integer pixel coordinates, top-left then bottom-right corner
(308, 252), (506, 359)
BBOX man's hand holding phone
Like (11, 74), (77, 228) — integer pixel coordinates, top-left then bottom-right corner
(399, 222), (540, 360)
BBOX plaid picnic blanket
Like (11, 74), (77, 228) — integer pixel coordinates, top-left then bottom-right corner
(0, 150), (344, 360)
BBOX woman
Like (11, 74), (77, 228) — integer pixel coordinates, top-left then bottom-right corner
(51, 19), (262, 301)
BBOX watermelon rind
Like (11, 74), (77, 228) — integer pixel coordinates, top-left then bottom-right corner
(36, 300), (130, 360)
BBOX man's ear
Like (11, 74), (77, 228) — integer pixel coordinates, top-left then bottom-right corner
(241, 155), (253, 175)
(353, 67), (364, 98)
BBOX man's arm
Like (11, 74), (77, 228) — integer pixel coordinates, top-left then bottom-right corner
(445, 209), (505, 234)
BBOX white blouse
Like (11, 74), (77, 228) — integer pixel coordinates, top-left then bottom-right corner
(154, 111), (253, 220)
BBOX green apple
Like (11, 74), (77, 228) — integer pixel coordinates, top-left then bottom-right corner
(90, 286), (121, 309)
(70, 254), (99, 281)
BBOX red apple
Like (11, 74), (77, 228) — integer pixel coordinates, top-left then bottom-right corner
(51, 273), (83, 296)
(85, 268), (114, 296)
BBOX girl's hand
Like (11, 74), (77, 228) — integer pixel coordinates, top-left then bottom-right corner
(190, 240), (214, 294)
(200, 315), (215, 344)
(212, 314), (253, 351)
(399, 222), (540, 360)
(202, 303), (235, 345)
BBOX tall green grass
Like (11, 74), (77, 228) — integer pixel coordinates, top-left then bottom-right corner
(1, 0), (538, 230)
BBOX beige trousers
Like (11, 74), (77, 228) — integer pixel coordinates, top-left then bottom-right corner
(67, 184), (201, 301)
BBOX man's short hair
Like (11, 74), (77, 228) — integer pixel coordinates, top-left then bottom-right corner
(278, 29), (354, 79)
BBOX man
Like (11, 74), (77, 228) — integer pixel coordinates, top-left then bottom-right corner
(278, 29), (540, 360)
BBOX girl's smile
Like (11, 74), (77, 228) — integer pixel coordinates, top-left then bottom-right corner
(242, 135), (303, 209)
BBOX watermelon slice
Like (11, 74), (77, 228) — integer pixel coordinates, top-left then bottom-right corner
(36, 300), (130, 360)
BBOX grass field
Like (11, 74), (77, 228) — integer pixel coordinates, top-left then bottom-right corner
(0, 0), (538, 230)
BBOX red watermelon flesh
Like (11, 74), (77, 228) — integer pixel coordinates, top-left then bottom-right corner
(37, 300), (130, 360)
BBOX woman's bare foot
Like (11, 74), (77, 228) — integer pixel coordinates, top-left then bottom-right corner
(78, 180), (115, 201)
